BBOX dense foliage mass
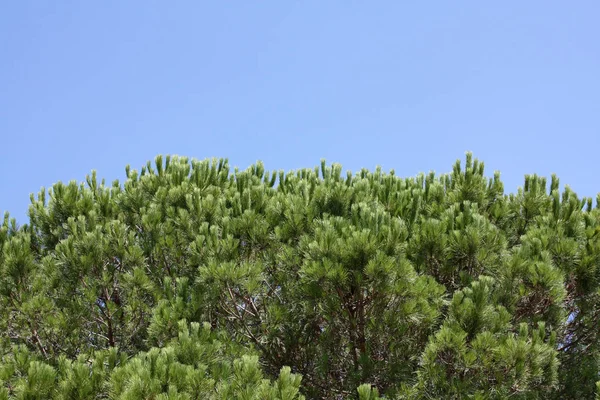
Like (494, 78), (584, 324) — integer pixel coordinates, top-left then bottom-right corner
(2, 154), (600, 399)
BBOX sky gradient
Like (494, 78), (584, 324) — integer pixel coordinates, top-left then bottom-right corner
(2, 2), (599, 221)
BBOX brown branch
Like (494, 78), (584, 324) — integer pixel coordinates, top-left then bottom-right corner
(245, 295), (261, 317)
(31, 329), (48, 359)
(336, 286), (360, 370)
(226, 285), (256, 317)
(224, 284), (278, 365)
(98, 287), (116, 347)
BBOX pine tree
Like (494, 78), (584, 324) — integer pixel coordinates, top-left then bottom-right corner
(1, 153), (600, 398)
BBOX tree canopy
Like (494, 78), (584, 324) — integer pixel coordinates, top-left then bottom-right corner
(2, 154), (600, 399)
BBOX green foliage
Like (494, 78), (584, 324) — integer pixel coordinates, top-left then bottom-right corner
(416, 277), (558, 399)
(0, 322), (303, 400)
(1, 153), (600, 398)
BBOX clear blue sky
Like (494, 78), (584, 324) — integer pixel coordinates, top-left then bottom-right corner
(2, 2), (599, 221)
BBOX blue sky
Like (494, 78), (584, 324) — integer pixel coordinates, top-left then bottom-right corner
(2, 2), (599, 221)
